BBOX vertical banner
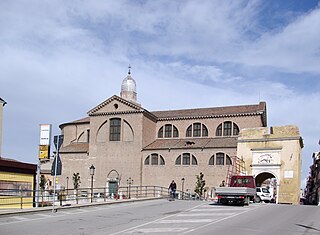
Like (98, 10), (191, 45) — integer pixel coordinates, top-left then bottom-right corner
(39, 124), (52, 160)
(39, 145), (50, 159)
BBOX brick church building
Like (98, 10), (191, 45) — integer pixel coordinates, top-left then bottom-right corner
(57, 69), (267, 195)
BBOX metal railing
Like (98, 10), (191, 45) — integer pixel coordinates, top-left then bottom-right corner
(0, 186), (197, 209)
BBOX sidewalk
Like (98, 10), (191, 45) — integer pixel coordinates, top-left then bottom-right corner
(0, 197), (161, 217)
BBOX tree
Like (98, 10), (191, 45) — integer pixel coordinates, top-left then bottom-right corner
(39, 175), (46, 207)
(72, 172), (81, 189)
(195, 172), (206, 197)
(40, 175), (46, 191)
(73, 173), (81, 204)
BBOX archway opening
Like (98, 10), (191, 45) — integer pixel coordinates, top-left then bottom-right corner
(255, 172), (275, 187)
(106, 169), (120, 198)
(255, 172), (278, 203)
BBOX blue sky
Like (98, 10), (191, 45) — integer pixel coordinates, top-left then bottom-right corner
(1, 0), (319, 188)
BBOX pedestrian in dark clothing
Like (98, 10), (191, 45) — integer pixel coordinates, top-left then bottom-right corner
(219, 180), (226, 187)
(169, 180), (177, 199)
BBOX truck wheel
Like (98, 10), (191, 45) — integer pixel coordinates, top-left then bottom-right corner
(245, 197), (250, 206)
(255, 196), (261, 203)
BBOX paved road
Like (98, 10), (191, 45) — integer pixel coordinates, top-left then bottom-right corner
(0, 199), (319, 235)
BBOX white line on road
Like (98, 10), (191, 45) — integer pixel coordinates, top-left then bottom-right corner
(192, 208), (249, 212)
(0, 214), (66, 225)
(156, 219), (216, 223)
(127, 227), (189, 233)
(177, 213), (235, 216)
(109, 202), (207, 235)
(181, 204), (262, 234)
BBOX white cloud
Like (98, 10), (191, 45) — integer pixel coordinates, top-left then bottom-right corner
(242, 7), (320, 74)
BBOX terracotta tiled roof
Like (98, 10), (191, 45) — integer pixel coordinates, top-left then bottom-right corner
(59, 101), (267, 128)
(60, 142), (89, 153)
(142, 137), (237, 151)
(59, 117), (90, 128)
(151, 102), (266, 120)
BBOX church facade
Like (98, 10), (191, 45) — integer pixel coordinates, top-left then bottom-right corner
(58, 70), (268, 195)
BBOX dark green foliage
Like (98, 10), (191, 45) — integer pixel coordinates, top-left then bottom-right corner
(40, 175), (46, 191)
(195, 172), (206, 196)
(73, 172), (81, 189)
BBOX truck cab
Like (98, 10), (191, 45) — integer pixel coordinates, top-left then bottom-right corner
(230, 175), (255, 188)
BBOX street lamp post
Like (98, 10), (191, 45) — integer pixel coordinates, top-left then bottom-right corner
(89, 165), (95, 203)
(127, 177), (133, 199)
(181, 178), (185, 199)
(66, 176), (69, 196)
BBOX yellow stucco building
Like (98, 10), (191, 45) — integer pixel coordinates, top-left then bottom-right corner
(237, 126), (303, 205)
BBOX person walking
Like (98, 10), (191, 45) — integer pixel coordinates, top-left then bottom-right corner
(168, 180), (177, 200)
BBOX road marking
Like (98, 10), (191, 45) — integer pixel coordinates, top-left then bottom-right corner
(156, 219), (215, 223)
(177, 213), (235, 216)
(127, 227), (189, 233)
(109, 202), (207, 235)
(0, 214), (65, 225)
(192, 208), (249, 212)
(181, 204), (262, 234)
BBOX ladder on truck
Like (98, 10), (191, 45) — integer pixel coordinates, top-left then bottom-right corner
(226, 156), (246, 186)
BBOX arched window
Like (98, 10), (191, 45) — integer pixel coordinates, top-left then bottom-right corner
(173, 126), (179, 137)
(202, 125), (208, 137)
(223, 121), (232, 136)
(226, 155), (232, 165)
(145, 156), (150, 165)
(216, 153), (225, 165)
(158, 124), (179, 138)
(216, 124), (222, 136)
(186, 126), (192, 137)
(209, 156), (215, 165)
(193, 123), (201, 137)
(185, 123), (209, 137)
(175, 155), (181, 165)
(192, 155), (198, 165)
(144, 153), (165, 165)
(233, 124), (239, 135)
(175, 153), (198, 165)
(216, 121), (240, 137)
(158, 127), (163, 138)
(110, 118), (121, 141)
(216, 152), (232, 165)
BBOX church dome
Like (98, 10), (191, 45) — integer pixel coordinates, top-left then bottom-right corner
(121, 74), (136, 93)
(120, 66), (138, 103)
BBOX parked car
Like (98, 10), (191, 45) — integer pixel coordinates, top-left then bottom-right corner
(256, 187), (272, 203)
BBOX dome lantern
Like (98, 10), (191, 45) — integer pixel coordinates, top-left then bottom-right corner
(120, 65), (137, 103)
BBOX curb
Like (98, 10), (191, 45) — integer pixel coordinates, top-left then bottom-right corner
(0, 197), (162, 217)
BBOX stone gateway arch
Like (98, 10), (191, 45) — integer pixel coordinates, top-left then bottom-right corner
(237, 125), (303, 205)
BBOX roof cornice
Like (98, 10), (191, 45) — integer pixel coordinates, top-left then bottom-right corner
(157, 111), (264, 121)
(89, 110), (144, 117)
(87, 95), (142, 115)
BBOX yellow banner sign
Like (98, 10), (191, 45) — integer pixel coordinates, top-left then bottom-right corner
(39, 145), (49, 159)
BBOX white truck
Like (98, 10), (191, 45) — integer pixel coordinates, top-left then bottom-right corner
(215, 175), (256, 206)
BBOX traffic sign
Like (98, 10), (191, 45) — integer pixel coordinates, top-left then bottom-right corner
(51, 154), (62, 176)
(53, 135), (64, 151)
